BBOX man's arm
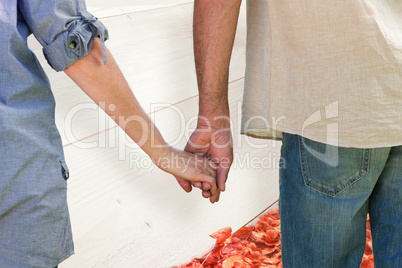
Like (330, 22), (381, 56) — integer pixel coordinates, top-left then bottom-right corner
(64, 37), (219, 200)
(176, 0), (242, 200)
(194, 0), (242, 119)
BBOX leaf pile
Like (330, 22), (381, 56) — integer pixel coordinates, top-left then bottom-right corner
(177, 207), (373, 268)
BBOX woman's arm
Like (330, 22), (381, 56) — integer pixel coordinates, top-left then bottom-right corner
(64, 37), (219, 202)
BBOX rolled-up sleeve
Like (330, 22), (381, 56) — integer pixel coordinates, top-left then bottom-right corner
(19, 0), (109, 71)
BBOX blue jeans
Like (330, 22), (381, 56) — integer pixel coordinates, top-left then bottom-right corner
(279, 133), (402, 267)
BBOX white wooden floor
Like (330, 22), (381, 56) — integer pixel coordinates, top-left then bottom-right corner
(29, 1), (280, 267)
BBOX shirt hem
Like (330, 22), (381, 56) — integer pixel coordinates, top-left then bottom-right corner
(241, 126), (402, 149)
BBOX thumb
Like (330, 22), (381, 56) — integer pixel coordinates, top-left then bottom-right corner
(217, 164), (230, 192)
(184, 130), (210, 155)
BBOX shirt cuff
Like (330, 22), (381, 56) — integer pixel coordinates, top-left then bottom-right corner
(43, 11), (109, 72)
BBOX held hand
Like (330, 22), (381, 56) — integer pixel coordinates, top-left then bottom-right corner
(176, 117), (233, 203)
(154, 146), (219, 200)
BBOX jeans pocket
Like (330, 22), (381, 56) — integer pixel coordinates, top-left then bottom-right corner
(299, 136), (370, 197)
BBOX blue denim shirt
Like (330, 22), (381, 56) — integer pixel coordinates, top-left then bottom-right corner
(0, 1), (107, 266)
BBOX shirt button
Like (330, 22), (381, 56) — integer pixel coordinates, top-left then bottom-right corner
(69, 40), (77, 49)
(61, 165), (69, 180)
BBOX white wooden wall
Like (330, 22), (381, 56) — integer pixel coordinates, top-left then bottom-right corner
(28, 1), (280, 267)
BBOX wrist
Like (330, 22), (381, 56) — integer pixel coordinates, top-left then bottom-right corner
(197, 85), (230, 127)
(197, 112), (231, 131)
(198, 101), (229, 119)
(142, 132), (170, 164)
(149, 145), (172, 168)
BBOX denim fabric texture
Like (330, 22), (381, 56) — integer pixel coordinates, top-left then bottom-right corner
(0, 1), (108, 267)
(279, 133), (402, 267)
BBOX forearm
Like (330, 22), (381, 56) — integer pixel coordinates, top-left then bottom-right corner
(193, 0), (242, 123)
(64, 38), (167, 160)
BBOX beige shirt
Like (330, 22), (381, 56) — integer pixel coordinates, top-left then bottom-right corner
(241, 0), (402, 148)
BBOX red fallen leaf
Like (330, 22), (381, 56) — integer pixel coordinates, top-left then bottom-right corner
(251, 230), (263, 240)
(221, 244), (239, 255)
(216, 232), (231, 244)
(230, 237), (241, 244)
(233, 227), (253, 240)
(266, 250), (281, 260)
(210, 227), (232, 244)
(252, 251), (262, 259)
(248, 242), (257, 251)
(261, 245), (277, 255)
(244, 253), (253, 259)
(233, 262), (243, 268)
(267, 209), (280, 219)
(210, 226), (232, 238)
(265, 230), (280, 244)
(222, 255), (244, 268)
(203, 259), (219, 267)
(235, 243), (244, 251)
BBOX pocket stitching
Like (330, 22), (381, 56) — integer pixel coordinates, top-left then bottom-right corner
(299, 136), (370, 197)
